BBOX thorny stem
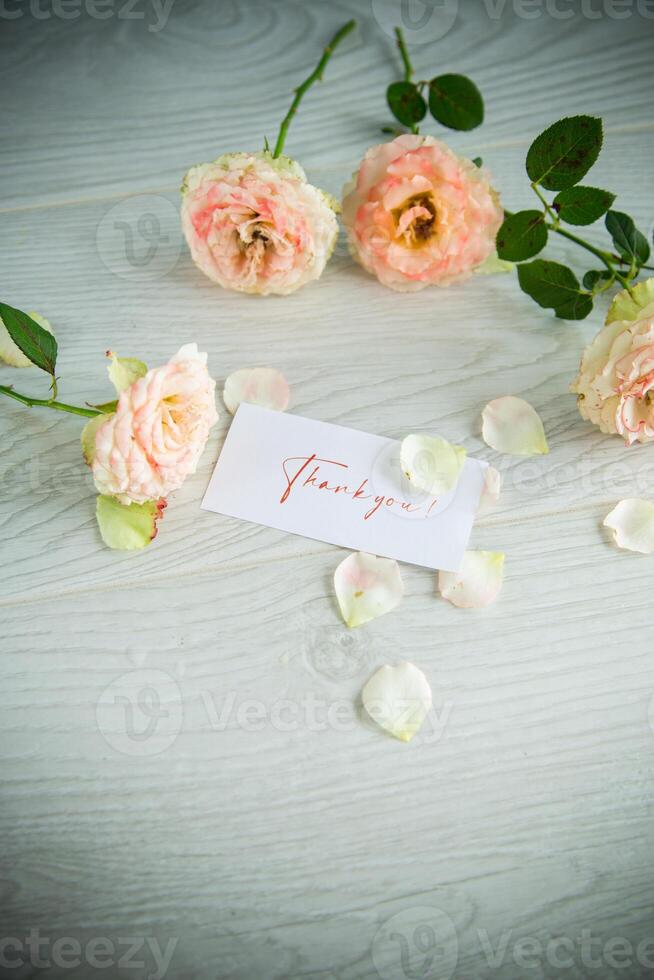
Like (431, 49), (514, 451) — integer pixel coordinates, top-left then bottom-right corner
(0, 385), (100, 418)
(273, 20), (355, 158)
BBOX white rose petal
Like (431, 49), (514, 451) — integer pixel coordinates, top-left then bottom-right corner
(400, 434), (466, 495)
(482, 396), (549, 456)
(334, 552), (404, 628)
(439, 550), (505, 608)
(477, 465), (501, 516)
(223, 367), (290, 415)
(0, 311), (54, 368)
(362, 661), (432, 743)
(604, 499), (654, 554)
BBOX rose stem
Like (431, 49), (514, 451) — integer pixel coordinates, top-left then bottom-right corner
(0, 384), (100, 418)
(394, 27), (420, 134)
(272, 19), (356, 159)
(395, 27), (414, 82)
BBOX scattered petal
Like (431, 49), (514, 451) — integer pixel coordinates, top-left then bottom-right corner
(362, 661), (432, 743)
(96, 495), (166, 551)
(223, 367), (290, 414)
(400, 434), (466, 495)
(606, 277), (654, 326)
(0, 311), (54, 368)
(604, 499), (654, 554)
(334, 552), (404, 628)
(482, 396), (549, 455)
(81, 413), (111, 466)
(106, 351), (147, 394)
(477, 465), (501, 516)
(439, 550), (505, 608)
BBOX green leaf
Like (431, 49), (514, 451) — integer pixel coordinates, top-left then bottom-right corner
(526, 116), (602, 191)
(96, 495), (166, 551)
(582, 269), (612, 291)
(387, 81), (426, 127)
(605, 210), (651, 266)
(0, 302), (58, 376)
(517, 259), (593, 319)
(553, 186), (615, 225)
(89, 400), (119, 413)
(471, 157), (483, 167)
(428, 74), (484, 131)
(496, 210), (548, 261)
(107, 353), (148, 394)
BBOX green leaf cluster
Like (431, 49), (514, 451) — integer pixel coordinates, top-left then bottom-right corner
(387, 74), (483, 132)
(496, 116), (652, 320)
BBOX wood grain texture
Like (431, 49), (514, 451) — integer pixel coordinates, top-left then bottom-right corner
(2, 1), (654, 978)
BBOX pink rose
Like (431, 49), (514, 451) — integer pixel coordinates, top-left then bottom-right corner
(341, 134), (503, 291)
(92, 344), (218, 504)
(572, 279), (654, 444)
(181, 152), (339, 296)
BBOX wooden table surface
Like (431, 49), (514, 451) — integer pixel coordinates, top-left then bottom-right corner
(2, 1), (653, 978)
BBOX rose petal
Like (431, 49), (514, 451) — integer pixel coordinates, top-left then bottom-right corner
(96, 495), (166, 551)
(334, 552), (404, 628)
(439, 550), (505, 608)
(362, 661), (432, 743)
(81, 413), (112, 466)
(107, 352), (147, 394)
(400, 434), (466, 495)
(482, 396), (549, 456)
(477, 466), (501, 516)
(0, 311), (54, 369)
(604, 499), (654, 554)
(223, 367), (290, 415)
(606, 277), (654, 326)
(475, 252), (514, 275)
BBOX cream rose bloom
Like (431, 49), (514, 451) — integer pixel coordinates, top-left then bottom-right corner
(92, 344), (218, 504)
(180, 151), (339, 296)
(572, 278), (654, 444)
(341, 134), (503, 292)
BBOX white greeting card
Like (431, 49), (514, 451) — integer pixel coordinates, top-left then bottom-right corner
(202, 404), (487, 571)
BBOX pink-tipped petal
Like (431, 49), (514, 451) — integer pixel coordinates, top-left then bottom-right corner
(334, 552), (404, 628)
(439, 550), (505, 608)
(223, 367), (290, 415)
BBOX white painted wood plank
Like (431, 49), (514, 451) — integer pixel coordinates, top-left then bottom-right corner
(1, 0), (653, 208)
(1, 510), (654, 978)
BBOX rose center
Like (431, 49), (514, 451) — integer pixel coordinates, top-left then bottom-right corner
(392, 193), (437, 248)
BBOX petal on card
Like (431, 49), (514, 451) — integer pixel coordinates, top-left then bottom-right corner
(439, 550), (505, 608)
(223, 367), (290, 414)
(106, 352), (147, 394)
(477, 466), (501, 516)
(604, 499), (654, 554)
(334, 552), (404, 628)
(96, 495), (166, 551)
(400, 434), (467, 495)
(362, 661), (432, 743)
(482, 396), (549, 456)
